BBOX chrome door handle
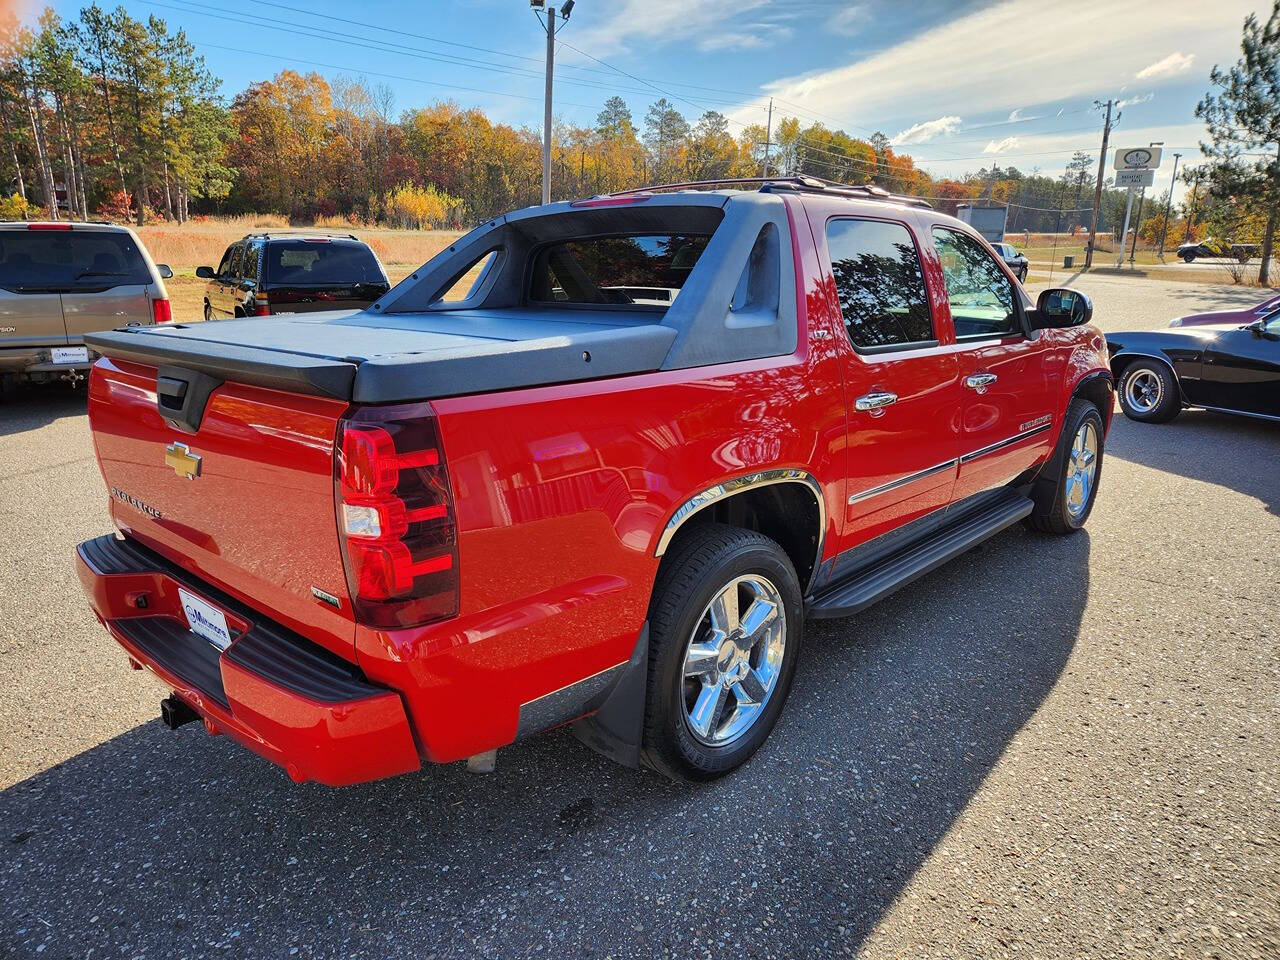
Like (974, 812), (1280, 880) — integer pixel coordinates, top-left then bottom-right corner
(965, 373), (998, 390)
(855, 391), (898, 411)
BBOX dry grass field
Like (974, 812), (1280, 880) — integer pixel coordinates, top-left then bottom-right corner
(140, 217), (464, 323)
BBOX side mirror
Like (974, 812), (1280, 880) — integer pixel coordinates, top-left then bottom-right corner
(195, 265), (215, 279)
(157, 263), (173, 279)
(1030, 287), (1093, 329)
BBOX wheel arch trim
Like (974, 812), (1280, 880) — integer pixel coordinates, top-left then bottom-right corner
(653, 468), (827, 589)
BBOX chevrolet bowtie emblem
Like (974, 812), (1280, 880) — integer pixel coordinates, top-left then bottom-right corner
(165, 442), (202, 480)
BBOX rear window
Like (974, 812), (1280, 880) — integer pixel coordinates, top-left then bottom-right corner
(264, 241), (385, 284)
(529, 234), (711, 307)
(0, 230), (150, 292)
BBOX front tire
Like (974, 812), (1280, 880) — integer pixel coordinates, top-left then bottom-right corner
(641, 524), (803, 782)
(1027, 399), (1105, 534)
(1181, 252), (1195, 263)
(1118, 360), (1180, 423)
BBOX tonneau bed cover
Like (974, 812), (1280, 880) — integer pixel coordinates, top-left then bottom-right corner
(86, 307), (678, 403)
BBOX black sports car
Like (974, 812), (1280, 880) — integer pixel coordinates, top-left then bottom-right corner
(1106, 312), (1280, 423)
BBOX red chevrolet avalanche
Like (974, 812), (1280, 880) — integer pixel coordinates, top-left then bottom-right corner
(76, 177), (1113, 785)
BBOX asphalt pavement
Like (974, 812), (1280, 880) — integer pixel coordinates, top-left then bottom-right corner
(0, 276), (1276, 959)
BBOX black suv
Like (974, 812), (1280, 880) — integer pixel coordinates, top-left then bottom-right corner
(196, 233), (390, 320)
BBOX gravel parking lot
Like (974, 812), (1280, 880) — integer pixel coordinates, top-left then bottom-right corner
(0, 275), (1276, 959)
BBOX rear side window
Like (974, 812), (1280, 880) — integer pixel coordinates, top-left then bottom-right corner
(826, 218), (934, 350)
(529, 234), (711, 307)
(242, 241), (262, 283)
(0, 230), (150, 292)
(932, 227), (1019, 339)
(265, 241), (385, 284)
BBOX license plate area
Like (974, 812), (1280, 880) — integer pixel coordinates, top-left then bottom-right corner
(51, 346), (89, 365)
(178, 587), (233, 651)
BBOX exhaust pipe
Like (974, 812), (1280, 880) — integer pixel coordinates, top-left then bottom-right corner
(160, 695), (199, 730)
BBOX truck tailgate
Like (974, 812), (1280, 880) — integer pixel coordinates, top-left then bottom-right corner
(89, 356), (357, 659)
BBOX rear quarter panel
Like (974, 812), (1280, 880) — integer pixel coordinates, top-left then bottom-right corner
(356, 256), (848, 762)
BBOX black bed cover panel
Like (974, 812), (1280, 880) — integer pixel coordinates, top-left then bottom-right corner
(85, 307), (677, 403)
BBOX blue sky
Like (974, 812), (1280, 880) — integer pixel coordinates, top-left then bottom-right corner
(38, 0), (1269, 187)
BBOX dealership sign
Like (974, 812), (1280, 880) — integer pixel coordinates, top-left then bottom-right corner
(1114, 146), (1162, 170)
(1114, 168), (1156, 188)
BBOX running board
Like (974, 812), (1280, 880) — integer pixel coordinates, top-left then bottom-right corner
(806, 493), (1034, 620)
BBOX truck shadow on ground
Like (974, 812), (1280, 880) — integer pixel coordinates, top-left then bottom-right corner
(1104, 411), (1279, 516)
(0, 381), (89, 437)
(0, 527), (1090, 959)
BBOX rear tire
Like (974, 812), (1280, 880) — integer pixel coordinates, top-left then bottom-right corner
(1027, 399), (1105, 535)
(1117, 360), (1180, 423)
(641, 523), (803, 782)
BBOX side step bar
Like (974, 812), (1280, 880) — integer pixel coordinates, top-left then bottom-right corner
(807, 493), (1034, 620)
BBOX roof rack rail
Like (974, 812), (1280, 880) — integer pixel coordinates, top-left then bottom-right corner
(602, 175), (932, 209)
(243, 230), (362, 241)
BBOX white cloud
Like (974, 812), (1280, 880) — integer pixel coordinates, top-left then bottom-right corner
(1136, 51), (1196, 80)
(1117, 92), (1155, 108)
(573, 0), (769, 56)
(983, 136), (1021, 154)
(831, 5), (869, 36)
(728, 0), (1254, 135)
(699, 27), (791, 52)
(891, 115), (962, 145)
(1008, 108), (1026, 122)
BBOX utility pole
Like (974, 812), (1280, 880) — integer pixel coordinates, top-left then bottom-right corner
(762, 98), (774, 177)
(1085, 99), (1114, 269)
(1157, 151), (1181, 259)
(534, 1), (574, 205)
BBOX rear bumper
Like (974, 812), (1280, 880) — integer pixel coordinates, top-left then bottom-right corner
(75, 534), (420, 786)
(0, 346), (95, 374)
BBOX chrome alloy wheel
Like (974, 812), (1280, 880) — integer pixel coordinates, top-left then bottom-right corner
(681, 574), (787, 747)
(1064, 420), (1099, 521)
(1124, 368), (1163, 413)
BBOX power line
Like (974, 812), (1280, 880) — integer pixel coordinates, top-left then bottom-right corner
(138, 0), (752, 109)
(192, 40), (600, 108)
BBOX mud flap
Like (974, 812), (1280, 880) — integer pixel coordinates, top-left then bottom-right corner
(572, 623), (649, 768)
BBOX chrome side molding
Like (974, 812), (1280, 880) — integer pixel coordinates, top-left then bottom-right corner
(848, 459), (958, 505)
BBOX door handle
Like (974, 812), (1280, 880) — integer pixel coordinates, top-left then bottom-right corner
(855, 391), (898, 411)
(965, 373), (998, 390)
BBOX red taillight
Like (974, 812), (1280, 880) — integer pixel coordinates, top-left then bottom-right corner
(254, 294), (271, 316)
(27, 222), (72, 230)
(152, 298), (172, 324)
(335, 402), (458, 628)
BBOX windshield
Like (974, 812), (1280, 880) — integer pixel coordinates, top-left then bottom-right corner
(530, 234), (712, 307)
(0, 230), (150, 292)
(264, 241), (385, 284)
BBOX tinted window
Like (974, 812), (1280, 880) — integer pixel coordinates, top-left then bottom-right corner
(530, 234), (710, 307)
(0, 230), (150, 292)
(242, 241), (261, 283)
(265, 241), (385, 284)
(825, 218), (933, 349)
(932, 227), (1019, 339)
(216, 244), (237, 276)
